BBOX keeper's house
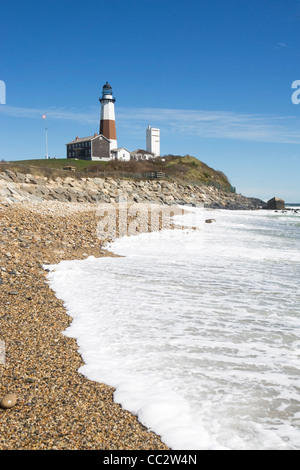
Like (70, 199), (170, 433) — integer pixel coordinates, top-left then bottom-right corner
(66, 134), (111, 161)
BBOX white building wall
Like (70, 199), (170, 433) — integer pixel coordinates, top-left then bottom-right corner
(146, 125), (160, 157)
(109, 140), (118, 151)
(91, 156), (112, 161)
(111, 148), (131, 161)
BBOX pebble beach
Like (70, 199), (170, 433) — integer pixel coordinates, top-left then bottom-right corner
(0, 200), (170, 450)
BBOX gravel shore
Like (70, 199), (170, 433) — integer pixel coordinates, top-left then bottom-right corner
(0, 201), (170, 450)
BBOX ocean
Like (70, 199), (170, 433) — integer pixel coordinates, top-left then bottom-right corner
(46, 205), (300, 450)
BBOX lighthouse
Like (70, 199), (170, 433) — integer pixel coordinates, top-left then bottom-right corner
(99, 82), (117, 151)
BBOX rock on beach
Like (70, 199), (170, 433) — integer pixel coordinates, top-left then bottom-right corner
(205, 219), (216, 223)
(0, 393), (17, 409)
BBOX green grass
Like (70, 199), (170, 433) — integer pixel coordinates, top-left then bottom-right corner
(9, 158), (108, 171)
(163, 155), (234, 190)
(1, 155), (235, 192)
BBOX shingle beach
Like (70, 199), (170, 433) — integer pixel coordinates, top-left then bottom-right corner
(0, 201), (169, 450)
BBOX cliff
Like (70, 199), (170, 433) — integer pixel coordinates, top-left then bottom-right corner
(0, 168), (266, 210)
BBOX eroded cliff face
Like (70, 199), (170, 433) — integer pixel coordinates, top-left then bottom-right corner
(0, 169), (266, 210)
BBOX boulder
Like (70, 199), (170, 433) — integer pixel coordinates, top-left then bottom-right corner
(267, 197), (285, 210)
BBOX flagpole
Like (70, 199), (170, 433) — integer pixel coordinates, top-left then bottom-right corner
(42, 113), (48, 159)
(45, 126), (48, 159)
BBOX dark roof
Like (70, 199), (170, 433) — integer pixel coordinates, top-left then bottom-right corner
(66, 134), (110, 145)
(131, 149), (154, 155)
(103, 81), (112, 89)
(111, 147), (130, 152)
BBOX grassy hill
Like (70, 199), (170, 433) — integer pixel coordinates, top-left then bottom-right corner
(0, 155), (236, 193)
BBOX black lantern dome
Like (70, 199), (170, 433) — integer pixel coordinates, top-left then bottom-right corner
(100, 82), (115, 102)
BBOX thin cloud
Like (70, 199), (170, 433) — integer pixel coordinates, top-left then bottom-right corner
(118, 107), (300, 144)
(0, 105), (98, 125)
(276, 42), (288, 49)
(1, 104), (300, 145)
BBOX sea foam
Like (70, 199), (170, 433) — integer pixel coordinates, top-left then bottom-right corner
(46, 207), (300, 450)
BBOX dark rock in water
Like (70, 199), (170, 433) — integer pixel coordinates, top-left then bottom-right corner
(205, 219), (216, 223)
(245, 197), (267, 209)
(267, 197), (285, 210)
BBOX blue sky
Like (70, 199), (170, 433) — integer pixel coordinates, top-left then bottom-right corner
(0, 0), (299, 201)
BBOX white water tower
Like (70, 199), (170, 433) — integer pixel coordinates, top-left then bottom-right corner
(146, 125), (160, 157)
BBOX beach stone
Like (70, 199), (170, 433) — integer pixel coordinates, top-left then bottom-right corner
(0, 393), (17, 409)
(8, 290), (18, 295)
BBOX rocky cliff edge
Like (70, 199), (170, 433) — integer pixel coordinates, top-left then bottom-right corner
(0, 169), (266, 210)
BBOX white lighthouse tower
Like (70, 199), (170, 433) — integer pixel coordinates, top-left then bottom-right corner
(99, 82), (117, 151)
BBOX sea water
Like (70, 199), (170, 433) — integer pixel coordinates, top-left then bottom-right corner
(46, 206), (300, 450)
